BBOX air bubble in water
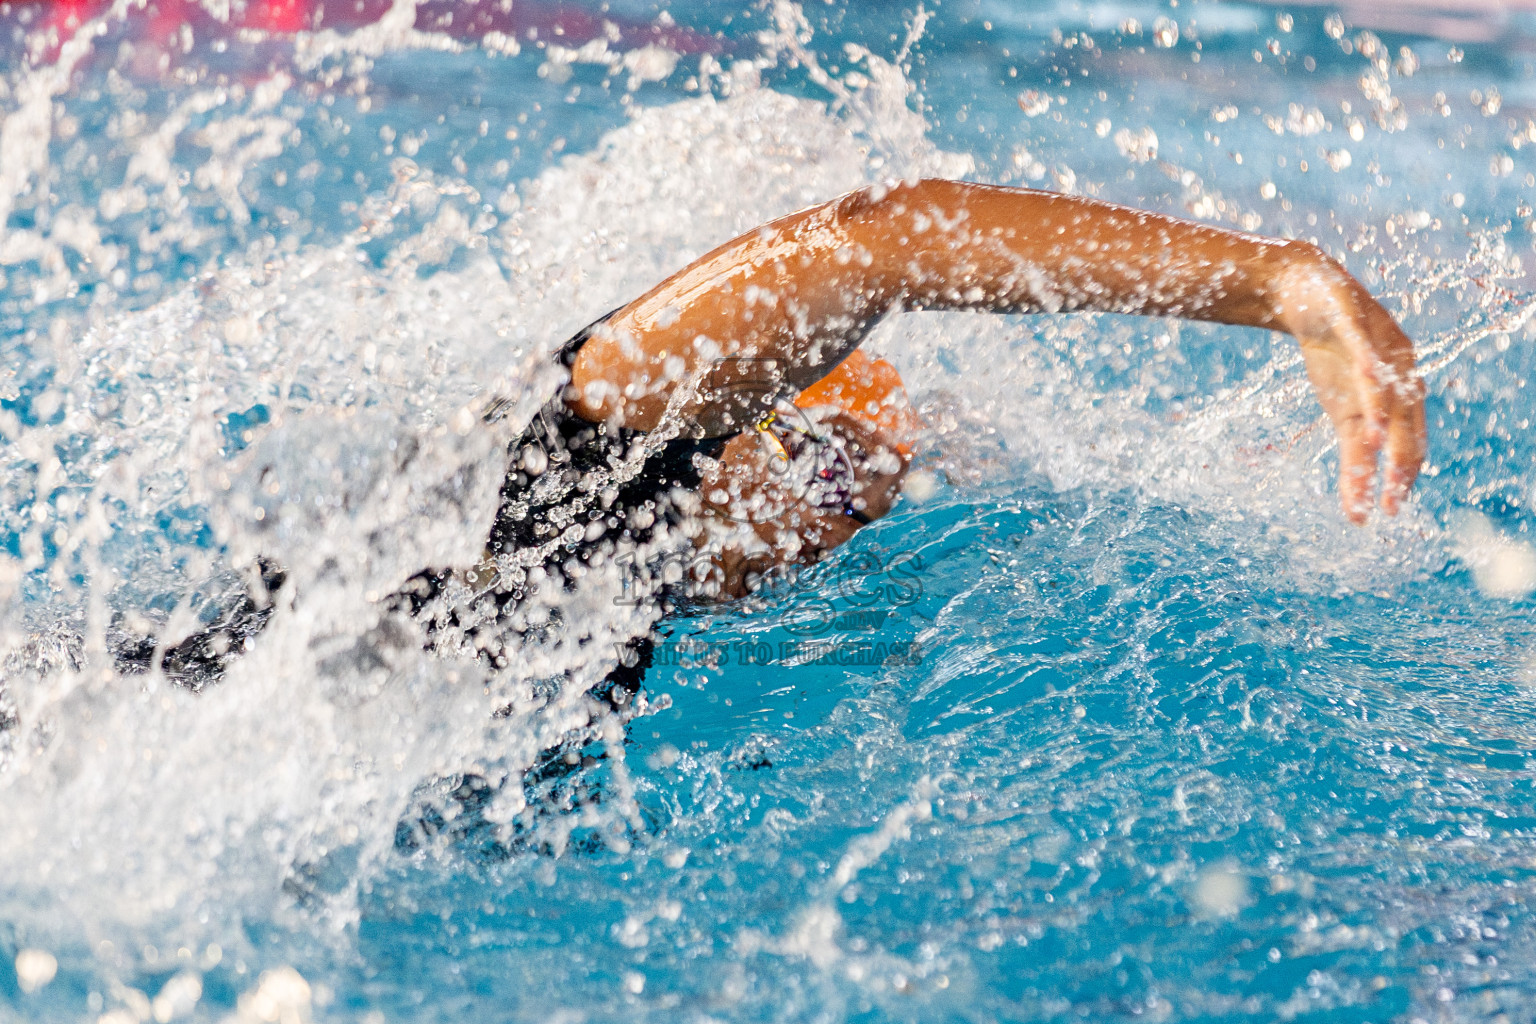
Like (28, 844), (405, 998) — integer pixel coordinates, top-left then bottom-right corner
(1152, 18), (1179, 48)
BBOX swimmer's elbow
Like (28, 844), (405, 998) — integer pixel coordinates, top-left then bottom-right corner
(827, 179), (972, 305)
(831, 178), (959, 225)
(1275, 237), (1348, 281)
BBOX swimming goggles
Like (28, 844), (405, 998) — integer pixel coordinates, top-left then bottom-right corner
(756, 406), (874, 526)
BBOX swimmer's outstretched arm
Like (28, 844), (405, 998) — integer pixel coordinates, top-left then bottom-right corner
(569, 178), (1426, 523)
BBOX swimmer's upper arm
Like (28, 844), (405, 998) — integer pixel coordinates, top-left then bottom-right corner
(568, 191), (901, 433)
(566, 179), (1010, 431)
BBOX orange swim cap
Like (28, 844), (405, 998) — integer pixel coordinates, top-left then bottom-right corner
(793, 350), (920, 456)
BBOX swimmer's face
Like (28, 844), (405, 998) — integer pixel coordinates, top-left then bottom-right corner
(699, 409), (911, 595)
(809, 409), (910, 524)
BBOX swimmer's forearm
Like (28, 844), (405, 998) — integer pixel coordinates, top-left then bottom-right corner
(841, 180), (1423, 522)
(840, 178), (1303, 329)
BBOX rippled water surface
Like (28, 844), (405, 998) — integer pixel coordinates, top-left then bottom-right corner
(2, 0), (1536, 1021)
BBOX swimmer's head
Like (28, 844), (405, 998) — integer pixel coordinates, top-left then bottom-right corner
(783, 348), (917, 531)
(791, 349), (920, 457)
(699, 351), (917, 592)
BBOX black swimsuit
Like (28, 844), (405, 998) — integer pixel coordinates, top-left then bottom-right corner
(393, 312), (729, 704)
(482, 312), (729, 580)
(121, 313), (723, 698)
(109, 314), (729, 849)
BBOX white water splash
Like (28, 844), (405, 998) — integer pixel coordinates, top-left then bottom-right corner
(0, 70), (972, 963)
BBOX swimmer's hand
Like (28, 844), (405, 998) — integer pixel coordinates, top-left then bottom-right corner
(1272, 248), (1427, 523)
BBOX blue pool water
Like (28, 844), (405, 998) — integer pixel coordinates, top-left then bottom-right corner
(2, 1), (1536, 1021)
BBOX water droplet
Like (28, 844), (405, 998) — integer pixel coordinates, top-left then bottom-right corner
(14, 949), (57, 994)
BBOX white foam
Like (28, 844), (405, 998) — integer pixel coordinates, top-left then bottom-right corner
(151, 970), (203, 1021)
(0, 61), (977, 957)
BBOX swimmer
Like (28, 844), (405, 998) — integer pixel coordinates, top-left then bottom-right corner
(376, 177), (1425, 735)
(128, 178), (1426, 717)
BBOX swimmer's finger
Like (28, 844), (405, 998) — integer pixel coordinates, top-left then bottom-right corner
(1343, 299), (1423, 517)
(1332, 408), (1379, 525)
(1299, 340), (1381, 524)
(1326, 305), (1391, 444)
(1379, 375), (1428, 516)
(1351, 345), (1391, 518)
(1354, 348), (1390, 455)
